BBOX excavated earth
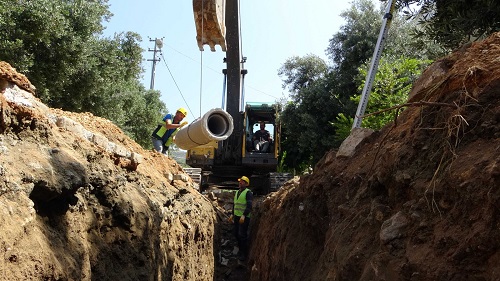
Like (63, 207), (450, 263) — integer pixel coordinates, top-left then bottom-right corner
(1, 31), (500, 281)
(0, 61), (219, 280)
(249, 32), (500, 280)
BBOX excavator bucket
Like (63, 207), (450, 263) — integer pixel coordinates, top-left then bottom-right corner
(193, 0), (227, 52)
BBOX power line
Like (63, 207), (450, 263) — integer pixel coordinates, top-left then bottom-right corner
(159, 52), (194, 115)
(164, 44), (278, 99)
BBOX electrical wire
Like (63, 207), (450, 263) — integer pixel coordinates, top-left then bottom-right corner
(156, 0), (277, 118)
(160, 44), (279, 101)
(159, 52), (194, 115)
(164, 44), (220, 74)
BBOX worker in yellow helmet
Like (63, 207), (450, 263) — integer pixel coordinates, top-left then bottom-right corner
(228, 176), (253, 263)
(151, 108), (188, 155)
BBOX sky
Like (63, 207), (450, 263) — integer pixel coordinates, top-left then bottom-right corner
(102, 0), (354, 122)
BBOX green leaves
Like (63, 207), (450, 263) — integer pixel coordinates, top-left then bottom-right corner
(278, 54), (328, 99)
(0, 0), (165, 150)
(355, 56), (432, 130)
(278, 0), (439, 172)
(398, 0), (500, 49)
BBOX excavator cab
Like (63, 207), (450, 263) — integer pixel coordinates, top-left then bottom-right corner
(241, 102), (280, 171)
(247, 122), (274, 153)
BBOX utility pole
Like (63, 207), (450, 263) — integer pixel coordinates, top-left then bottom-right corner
(147, 37), (163, 90)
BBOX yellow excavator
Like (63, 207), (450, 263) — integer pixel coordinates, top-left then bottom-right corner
(183, 0), (291, 194)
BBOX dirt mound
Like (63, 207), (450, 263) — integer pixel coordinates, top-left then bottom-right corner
(249, 32), (500, 280)
(0, 63), (217, 280)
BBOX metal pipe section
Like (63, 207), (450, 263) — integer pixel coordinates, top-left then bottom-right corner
(175, 108), (234, 150)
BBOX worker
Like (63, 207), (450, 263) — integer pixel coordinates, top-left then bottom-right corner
(252, 121), (272, 152)
(228, 176), (253, 262)
(151, 108), (188, 155)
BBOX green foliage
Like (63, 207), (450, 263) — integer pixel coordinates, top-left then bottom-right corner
(116, 89), (167, 149)
(327, 0), (381, 70)
(279, 0), (439, 172)
(280, 82), (341, 169)
(277, 54), (328, 96)
(326, 0), (381, 101)
(276, 151), (287, 173)
(399, 0), (500, 49)
(332, 113), (353, 143)
(355, 56), (431, 129)
(278, 0), (383, 172)
(333, 56), (431, 139)
(0, 0), (166, 149)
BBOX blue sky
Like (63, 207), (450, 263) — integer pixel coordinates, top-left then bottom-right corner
(102, 0), (353, 121)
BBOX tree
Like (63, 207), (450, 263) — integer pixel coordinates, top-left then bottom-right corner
(279, 0), (439, 172)
(278, 55), (344, 169)
(120, 89), (167, 148)
(278, 54), (328, 97)
(280, 80), (342, 170)
(279, 0), (382, 171)
(398, 0), (500, 49)
(0, 0), (166, 149)
(327, 0), (381, 77)
(334, 55), (431, 141)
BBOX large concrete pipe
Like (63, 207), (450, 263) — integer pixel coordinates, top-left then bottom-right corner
(175, 108), (234, 150)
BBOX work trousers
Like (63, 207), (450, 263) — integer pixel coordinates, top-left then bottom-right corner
(233, 215), (250, 260)
(151, 137), (168, 155)
(254, 140), (269, 152)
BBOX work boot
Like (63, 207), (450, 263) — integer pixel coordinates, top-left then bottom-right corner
(238, 252), (247, 262)
(237, 256), (247, 267)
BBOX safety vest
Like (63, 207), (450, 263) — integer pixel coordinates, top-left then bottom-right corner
(233, 188), (251, 218)
(153, 125), (180, 145)
(152, 113), (181, 146)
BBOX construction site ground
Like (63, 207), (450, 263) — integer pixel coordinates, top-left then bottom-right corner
(1, 32), (500, 280)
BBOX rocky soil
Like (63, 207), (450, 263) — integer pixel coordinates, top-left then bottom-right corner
(0, 61), (218, 280)
(249, 32), (500, 280)
(1, 31), (500, 281)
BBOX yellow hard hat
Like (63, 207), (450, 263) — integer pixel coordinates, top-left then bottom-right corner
(238, 176), (250, 185)
(177, 107), (187, 117)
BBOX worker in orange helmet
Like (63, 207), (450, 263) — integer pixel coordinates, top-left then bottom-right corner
(228, 176), (253, 262)
(151, 108), (188, 155)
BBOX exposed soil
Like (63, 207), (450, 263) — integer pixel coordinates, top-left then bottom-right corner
(0, 61), (218, 280)
(1, 31), (500, 281)
(248, 32), (500, 280)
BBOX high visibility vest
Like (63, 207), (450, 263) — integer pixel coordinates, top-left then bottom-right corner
(152, 113), (180, 146)
(164, 128), (181, 146)
(233, 188), (251, 218)
(153, 125), (179, 145)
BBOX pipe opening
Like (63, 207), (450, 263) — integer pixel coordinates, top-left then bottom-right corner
(207, 113), (230, 136)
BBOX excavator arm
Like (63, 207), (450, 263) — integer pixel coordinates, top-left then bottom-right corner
(193, 0), (227, 52)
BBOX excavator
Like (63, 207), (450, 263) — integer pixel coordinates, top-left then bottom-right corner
(179, 0), (292, 194)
